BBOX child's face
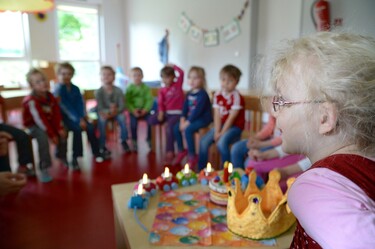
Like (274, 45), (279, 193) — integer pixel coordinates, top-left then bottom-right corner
(162, 75), (174, 87)
(58, 68), (74, 84)
(29, 73), (49, 93)
(101, 69), (115, 85)
(131, 70), (143, 85)
(273, 70), (317, 156)
(188, 71), (203, 89)
(220, 73), (238, 93)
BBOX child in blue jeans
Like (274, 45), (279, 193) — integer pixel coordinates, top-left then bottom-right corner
(178, 66), (212, 168)
(198, 65), (245, 170)
(96, 66), (130, 154)
(148, 64), (184, 165)
(54, 62), (104, 170)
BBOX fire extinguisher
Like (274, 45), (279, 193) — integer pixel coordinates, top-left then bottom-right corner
(311, 0), (330, 31)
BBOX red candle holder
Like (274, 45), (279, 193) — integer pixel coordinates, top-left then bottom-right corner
(198, 162), (218, 185)
(156, 167), (179, 192)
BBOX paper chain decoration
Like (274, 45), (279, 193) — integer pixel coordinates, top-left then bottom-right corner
(178, 0), (250, 47)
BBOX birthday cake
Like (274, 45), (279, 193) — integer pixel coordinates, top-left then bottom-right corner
(208, 175), (229, 206)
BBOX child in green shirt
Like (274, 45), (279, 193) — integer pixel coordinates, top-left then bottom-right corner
(125, 67), (154, 151)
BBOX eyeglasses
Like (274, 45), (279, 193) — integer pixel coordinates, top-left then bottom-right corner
(272, 96), (324, 112)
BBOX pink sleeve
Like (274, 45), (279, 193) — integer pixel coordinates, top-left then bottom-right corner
(255, 115), (275, 139)
(288, 168), (375, 249)
(158, 89), (166, 112)
(270, 136), (282, 146)
(173, 65), (184, 88)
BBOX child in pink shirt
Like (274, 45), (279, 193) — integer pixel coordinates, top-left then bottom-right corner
(268, 32), (375, 248)
(148, 64), (185, 165)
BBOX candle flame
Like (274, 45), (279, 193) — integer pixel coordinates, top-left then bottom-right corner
(142, 173), (148, 184)
(164, 167), (170, 178)
(228, 163), (233, 173)
(184, 164), (190, 174)
(137, 184), (143, 195)
(206, 163), (212, 172)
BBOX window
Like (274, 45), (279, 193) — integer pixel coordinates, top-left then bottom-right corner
(57, 4), (101, 89)
(0, 12), (29, 87)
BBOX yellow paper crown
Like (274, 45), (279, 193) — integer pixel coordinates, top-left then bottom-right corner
(226, 169), (296, 240)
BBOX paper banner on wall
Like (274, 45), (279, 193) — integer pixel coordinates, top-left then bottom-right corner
(189, 25), (203, 43)
(203, 30), (219, 47)
(222, 19), (241, 42)
(178, 13), (191, 33)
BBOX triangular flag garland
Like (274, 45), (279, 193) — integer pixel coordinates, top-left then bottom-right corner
(178, 0), (250, 47)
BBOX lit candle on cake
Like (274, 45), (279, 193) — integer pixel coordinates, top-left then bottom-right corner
(228, 163), (241, 182)
(156, 167), (179, 191)
(198, 162), (218, 185)
(128, 184), (149, 209)
(223, 162), (230, 183)
(177, 163), (197, 187)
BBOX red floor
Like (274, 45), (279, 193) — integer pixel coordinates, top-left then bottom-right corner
(0, 123), (181, 249)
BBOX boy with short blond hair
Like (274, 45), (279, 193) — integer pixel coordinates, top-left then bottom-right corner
(23, 68), (66, 182)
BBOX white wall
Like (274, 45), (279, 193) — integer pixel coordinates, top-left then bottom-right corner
(122, 0), (254, 90)
(301, 0), (375, 36)
(25, 0), (375, 90)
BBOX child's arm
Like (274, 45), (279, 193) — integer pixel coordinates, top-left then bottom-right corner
(125, 86), (135, 113)
(213, 108), (221, 138)
(173, 65), (184, 88)
(51, 94), (66, 137)
(254, 115), (276, 140)
(188, 90), (211, 122)
(220, 109), (240, 135)
(53, 84), (79, 123)
(115, 88), (125, 114)
(95, 89), (109, 117)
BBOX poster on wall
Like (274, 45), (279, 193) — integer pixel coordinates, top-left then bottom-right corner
(222, 19), (241, 42)
(189, 25), (203, 43)
(178, 13), (191, 33)
(203, 30), (219, 47)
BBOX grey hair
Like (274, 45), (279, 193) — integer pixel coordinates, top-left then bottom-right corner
(268, 32), (375, 156)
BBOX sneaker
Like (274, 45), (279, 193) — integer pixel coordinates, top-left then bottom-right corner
(40, 169), (53, 183)
(95, 155), (104, 163)
(187, 155), (199, 171)
(71, 158), (80, 171)
(122, 141), (131, 153)
(173, 150), (188, 165)
(100, 148), (112, 158)
(164, 152), (174, 165)
(132, 140), (138, 152)
(17, 165), (36, 177)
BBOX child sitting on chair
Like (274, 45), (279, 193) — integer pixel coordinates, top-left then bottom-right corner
(178, 66), (212, 168)
(54, 62), (104, 170)
(96, 66), (130, 154)
(148, 64), (184, 165)
(23, 68), (66, 182)
(125, 67), (154, 152)
(198, 65), (245, 171)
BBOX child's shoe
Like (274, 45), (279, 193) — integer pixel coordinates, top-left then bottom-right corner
(164, 152), (174, 165)
(173, 150), (188, 165)
(100, 147), (112, 158)
(71, 157), (80, 171)
(40, 169), (53, 183)
(121, 141), (131, 153)
(132, 140), (138, 152)
(17, 164), (36, 177)
(95, 155), (104, 163)
(187, 155), (198, 171)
